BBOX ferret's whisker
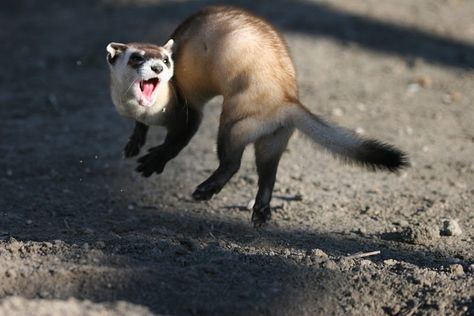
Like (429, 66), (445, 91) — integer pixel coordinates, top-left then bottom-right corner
(121, 77), (138, 102)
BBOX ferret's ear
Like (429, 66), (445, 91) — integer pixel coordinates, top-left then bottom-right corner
(163, 39), (174, 54)
(106, 42), (127, 64)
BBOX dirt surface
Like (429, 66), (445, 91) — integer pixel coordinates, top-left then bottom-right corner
(1, 0), (473, 315)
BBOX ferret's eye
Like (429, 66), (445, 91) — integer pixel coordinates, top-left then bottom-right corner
(129, 54), (145, 64)
(163, 56), (170, 65)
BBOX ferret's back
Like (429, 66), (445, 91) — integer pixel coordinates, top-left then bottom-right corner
(171, 6), (298, 103)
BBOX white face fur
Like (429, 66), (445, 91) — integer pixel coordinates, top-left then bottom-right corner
(106, 40), (175, 122)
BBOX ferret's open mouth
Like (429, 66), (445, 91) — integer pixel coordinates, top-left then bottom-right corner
(138, 78), (160, 106)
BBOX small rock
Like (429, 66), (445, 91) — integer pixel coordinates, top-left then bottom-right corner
(440, 219), (462, 236)
(303, 256), (312, 266)
(6, 237), (21, 253)
(401, 225), (440, 245)
(468, 264), (474, 273)
(310, 248), (329, 259)
(442, 91), (461, 104)
(407, 83), (420, 94)
(388, 304), (402, 315)
(338, 257), (355, 271)
(354, 227), (367, 236)
(355, 127), (365, 135)
(360, 259), (373, 267)
(393, 219), (409, 227)
(384, 259), (398, 266)
(415, 75), (433, 88)
(449, 264), (464, 276)
(322, 260), (338, 271)
(282, 248), (291, 257)
(246, 199), (255, 211)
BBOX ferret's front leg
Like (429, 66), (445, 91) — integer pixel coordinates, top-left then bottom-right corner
(124, 121), (149, 158)
(135, 107), (202, 177)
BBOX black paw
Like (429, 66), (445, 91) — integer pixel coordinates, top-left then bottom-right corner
(192, 183), (221, 201)
(135, 150), (167, 177)
(251, 206), (271, 227)
(124, 139), (142, 158)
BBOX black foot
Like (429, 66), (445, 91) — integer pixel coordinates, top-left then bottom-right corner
(192, 182), (221, 201)
(251, 206), (271, 227)
(124, 139), (142, 158)
(135, 148), (167, 177)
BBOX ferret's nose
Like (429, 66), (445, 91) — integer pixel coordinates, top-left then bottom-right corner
(151, 64), (163, 74)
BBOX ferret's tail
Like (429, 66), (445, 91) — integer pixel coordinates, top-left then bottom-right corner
(288, 103), (408, 172)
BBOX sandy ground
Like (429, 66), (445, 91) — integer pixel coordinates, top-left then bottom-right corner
(0, 0), (473, 315)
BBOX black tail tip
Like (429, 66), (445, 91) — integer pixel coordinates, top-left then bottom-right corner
(357, 140), (409, 172)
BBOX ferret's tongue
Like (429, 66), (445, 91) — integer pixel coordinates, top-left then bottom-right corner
(139, 78), (159, 101)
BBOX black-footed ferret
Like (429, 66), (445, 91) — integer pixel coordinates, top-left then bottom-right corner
(106, 6), (408, 226)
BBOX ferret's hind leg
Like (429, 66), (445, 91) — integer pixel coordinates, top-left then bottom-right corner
(192, 100), (282, 201)
(252, 127), (293, 227)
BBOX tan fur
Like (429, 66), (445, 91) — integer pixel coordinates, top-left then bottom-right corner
(169, 6), (299, 145)
(174, 7), (296, 101)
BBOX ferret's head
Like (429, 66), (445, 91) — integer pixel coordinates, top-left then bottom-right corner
(106, 40), (174, 108)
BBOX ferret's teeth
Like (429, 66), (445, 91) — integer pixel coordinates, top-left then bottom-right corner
(139, 81), (144, 91)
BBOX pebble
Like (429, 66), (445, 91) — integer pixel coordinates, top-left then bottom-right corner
(310, 248), (329, 259)
(388, 304), (402, 315)
(468, 264), (474, 273)
(354, 227), (367, 236)
(246, 199), (255, 211)
(355, 127), (365, 135)
(407, 83), (420, 94)
(384, 259), (398, 266)
(440, 219), (462, 236)
(415, 75), (433, 88)
(303, 256), (312, 266)
(401, 225), (440, 245)
(442, 90), (462, 104)
(322, 260), (338, 271)
(7, 237), (21, 253)
(448, 264), (464, 276)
